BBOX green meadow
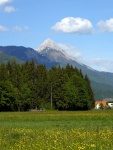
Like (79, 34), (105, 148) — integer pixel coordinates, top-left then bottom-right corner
(0, 110), (113, 150)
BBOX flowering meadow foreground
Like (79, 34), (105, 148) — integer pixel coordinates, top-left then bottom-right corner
(0, 110), (113, 150)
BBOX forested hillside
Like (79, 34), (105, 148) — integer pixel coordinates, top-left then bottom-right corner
(0, 53), (24, 64)
(0, 61), (94, 111)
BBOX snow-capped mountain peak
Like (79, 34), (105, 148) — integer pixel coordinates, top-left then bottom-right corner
(36, 38), (76, 62)
(37, 38), (63, 52)
(36, 38), (84, 63)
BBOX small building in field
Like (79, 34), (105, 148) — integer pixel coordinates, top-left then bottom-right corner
(95, 98), (113, 109)
(95, 100), (107, 109)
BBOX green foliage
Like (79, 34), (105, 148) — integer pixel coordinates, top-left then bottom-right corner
(99, 103), (104, 109)
(0, 81), (16, 111)
(0, 61), (94, 111)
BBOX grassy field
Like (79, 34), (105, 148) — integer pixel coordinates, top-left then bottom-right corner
(0, 110), (113, 150)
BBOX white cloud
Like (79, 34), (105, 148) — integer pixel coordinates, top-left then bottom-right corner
(23, 26), (30, 30)
(4, 6), (15, 12)
(0, 25), (8, 31)
(81, 57), (113, 72)
(97, 18), (113, 33)
(58, 43), (82, 58)
(57, 42), (113, 72)
(0, 0), (13, 6)
(0, 0), (16, 13)
(13, 26), (30, 32)
(13, 26), (22, 32)
(52, 17), (93, 34)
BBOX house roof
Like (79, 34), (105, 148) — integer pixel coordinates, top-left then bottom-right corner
(95, 101), (107, 107)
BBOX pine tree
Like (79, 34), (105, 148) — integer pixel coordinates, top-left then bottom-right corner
(85, 75), (95, 109)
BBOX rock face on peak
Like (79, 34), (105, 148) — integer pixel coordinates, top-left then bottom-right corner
(37, 39), (80, 63)
(37, 38), (63, 52)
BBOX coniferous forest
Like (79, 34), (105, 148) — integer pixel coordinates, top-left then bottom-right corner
(0, 60), (95, 111)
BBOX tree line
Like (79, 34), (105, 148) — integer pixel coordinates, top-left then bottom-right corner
(0, 60), (94, 111)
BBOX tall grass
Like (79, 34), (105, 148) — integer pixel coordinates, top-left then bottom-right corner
(0, 110), (113, 149)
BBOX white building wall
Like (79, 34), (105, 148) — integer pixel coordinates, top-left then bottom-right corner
(108, 103), (113, 107)
(95, 104), (100, 109)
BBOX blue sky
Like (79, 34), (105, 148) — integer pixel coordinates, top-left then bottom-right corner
(0, 0), (113, 72)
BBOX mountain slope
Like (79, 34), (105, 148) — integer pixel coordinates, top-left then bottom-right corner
(91, 80), (113, 100)
(0, 51), (23, 64)
(0, 46), (59, 68)
(37, 39), (113, 100)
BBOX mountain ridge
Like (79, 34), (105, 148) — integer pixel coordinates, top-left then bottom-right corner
(0, 45), (59, 68)
(0, 52), (24, 64)
(37, 39), (74, 62)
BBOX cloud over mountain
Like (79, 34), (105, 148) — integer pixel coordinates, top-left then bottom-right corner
(58, 43), (82, 58)
(51, 17), (93, 34)
(81, 57), (113, 72)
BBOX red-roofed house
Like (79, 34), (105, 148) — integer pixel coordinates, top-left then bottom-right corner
(95, 100), (107, 109)
(95, 99), (113, 109)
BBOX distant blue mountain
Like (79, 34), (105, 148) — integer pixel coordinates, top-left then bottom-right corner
(0, 46), (59, 68)
(0, 52), (23, 64)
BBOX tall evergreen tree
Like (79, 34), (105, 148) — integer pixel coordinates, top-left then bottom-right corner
(85, 75), (95, 109)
